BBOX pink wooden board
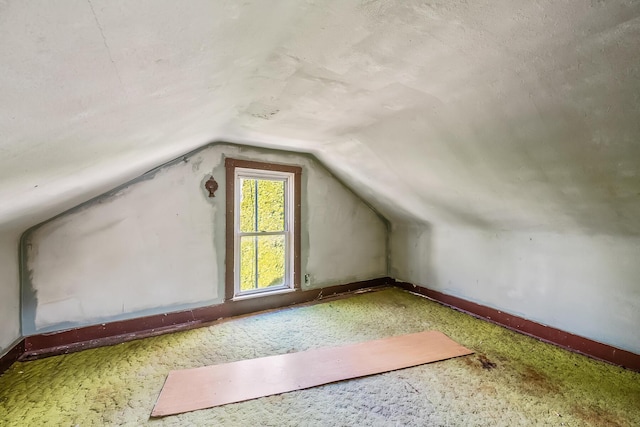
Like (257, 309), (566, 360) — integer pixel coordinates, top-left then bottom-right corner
(151, 330), (473, 417)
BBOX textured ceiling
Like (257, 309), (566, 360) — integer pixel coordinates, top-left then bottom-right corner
(1, 0), (639, 234)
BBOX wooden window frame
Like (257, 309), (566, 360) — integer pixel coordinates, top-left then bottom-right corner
(225, 158), (302, 301)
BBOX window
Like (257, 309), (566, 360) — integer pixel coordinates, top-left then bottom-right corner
(225, 158), (301, 300)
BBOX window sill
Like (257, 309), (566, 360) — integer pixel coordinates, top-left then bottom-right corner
(231, 287), (297, 302)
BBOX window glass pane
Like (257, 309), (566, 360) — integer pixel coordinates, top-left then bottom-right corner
(239, 178), (256, 233)
(257, 234), (286, 289)
(257, 179), (285, 232)
(239, 236), (256, 291)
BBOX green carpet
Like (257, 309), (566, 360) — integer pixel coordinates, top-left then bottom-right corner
(1, 287), (638, 426)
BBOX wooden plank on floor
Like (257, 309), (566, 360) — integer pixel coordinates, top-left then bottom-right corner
(151, 330), (473, 417)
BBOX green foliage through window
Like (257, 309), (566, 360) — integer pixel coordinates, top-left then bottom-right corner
(239, 178), (286, 291)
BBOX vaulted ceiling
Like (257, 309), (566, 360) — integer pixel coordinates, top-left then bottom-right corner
(1, 0), (639, 234)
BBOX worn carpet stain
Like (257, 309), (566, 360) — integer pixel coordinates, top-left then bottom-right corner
(477, 354), (497, 370)
(572, 404), (628, 427)
(0, 287), (639, 426)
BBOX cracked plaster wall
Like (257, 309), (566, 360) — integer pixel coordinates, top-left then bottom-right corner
(1, 1), (640, 355)
(22, 144), (386, 334)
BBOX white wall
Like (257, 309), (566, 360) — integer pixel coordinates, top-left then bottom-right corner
(25, 163), (220, 332)
(0, 231), (21, 356)
(390, 223), (640, 354)
(23, 144), (387, 334)
(305, 164), (387, 287)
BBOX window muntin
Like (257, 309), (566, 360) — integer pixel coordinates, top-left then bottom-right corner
(225, 159), (301, 300)
(234, 169), (293, 296)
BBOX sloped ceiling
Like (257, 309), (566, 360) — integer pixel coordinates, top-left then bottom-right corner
(1, 0), (639, 234)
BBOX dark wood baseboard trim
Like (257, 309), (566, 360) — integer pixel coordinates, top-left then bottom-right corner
(21, 277), (391, 361)
(12, 277), (638, 373)
(0, 339), (25, 376)
(395, 281), (640, 372)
